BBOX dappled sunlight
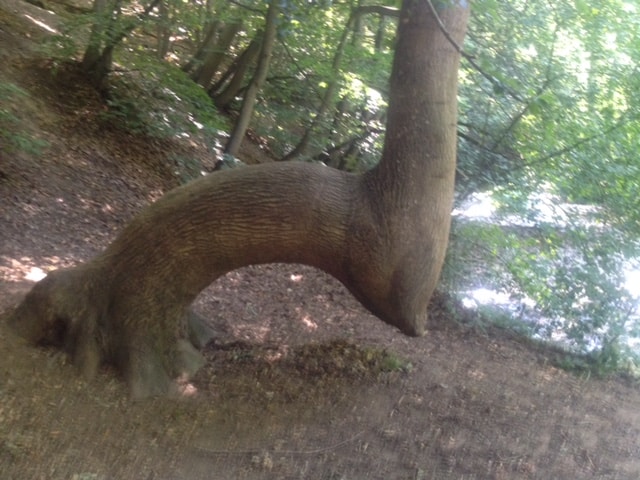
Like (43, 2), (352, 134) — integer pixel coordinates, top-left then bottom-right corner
(462, 288), (511, 309)
(454, 188), (601, 228)
(299, 313), (319, 332)
(23, 14), (58, 34)
(289, 273), (304, 283)
(175, 373), (198, 398)
(453, 183), (640, 357)
(452, 192), (495, 219)
(24, 266), (46, 282)
(461, 287), (535, 312)
(229, 323), (272, 344)
(0, 255), (73, 283)
(624, 267), (640, 299)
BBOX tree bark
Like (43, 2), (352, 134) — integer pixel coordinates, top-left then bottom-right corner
(193, 20), (243, 88)
(81, 0), (161, 89)
(182, 20), (220, 74)
(211, 36), (261, 109)
(6, 0), (470, 397)
(156, 0), (172, 59)
(224, 0), (279, 157)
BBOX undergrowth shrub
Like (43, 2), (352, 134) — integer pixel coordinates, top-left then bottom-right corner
(104, 55), (229, 140)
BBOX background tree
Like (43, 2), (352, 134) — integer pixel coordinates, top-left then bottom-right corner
(224, 0), (279, 156)
(281, 4), (398, 161)
(81, 0), (160, 89)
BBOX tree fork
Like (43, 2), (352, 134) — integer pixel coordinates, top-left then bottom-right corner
(6, 0), (469, 397)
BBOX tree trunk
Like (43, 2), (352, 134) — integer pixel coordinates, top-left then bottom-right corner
(224, 0), (279, 157)
(81, 0), (117, 88)
(156, 0), (172, 59)
(211, 36), (261, 109)
(81, 0), (161, 89)
(193, 20), (242, 88)
(6, 0), (469, 398)
(182, 20), (220, 74)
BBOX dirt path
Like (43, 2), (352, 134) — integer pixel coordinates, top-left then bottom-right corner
(1, 1), (640, 478)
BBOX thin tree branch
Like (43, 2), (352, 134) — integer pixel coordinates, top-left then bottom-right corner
(527, 112), (640, 167)
(278, 38), (324, 100)
(424, 0), (523, 102)
(227, 0), (263, 14)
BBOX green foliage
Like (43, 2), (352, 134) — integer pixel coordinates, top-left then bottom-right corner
(552, 341), (640, 379)
(103, 55), (229, 139)
(446, 0), (640, 372)
(0, 83), (48, 155)
(35, 7), (95, 63)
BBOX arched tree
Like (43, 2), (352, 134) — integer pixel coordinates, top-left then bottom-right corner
(6, 0), (470, 397)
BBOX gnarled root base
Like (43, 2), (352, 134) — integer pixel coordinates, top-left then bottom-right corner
(6, 267), (212, 398)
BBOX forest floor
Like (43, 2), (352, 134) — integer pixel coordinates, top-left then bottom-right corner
(2, 1), (640, 479)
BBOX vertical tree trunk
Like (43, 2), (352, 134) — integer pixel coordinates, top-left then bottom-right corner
(374, 14), (386, 51)
(356, 0), (470, 333)
(193, 20), (243, 88)
(81, 0), (161, 89)
(7, 0), (470, 398)
(81, 0), (117, 88)
(156, 0), (172, 59)
(211, 36), (261, 109)
(224, 0), (278, 157)
(182, 20), (220, 74)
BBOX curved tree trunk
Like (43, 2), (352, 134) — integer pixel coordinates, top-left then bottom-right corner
(6, 0), (470, 398)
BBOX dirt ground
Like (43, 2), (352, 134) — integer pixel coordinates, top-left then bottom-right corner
(2, 1), (640, 479)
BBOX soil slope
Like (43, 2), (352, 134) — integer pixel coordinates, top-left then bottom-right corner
(1, 1), (640, 479)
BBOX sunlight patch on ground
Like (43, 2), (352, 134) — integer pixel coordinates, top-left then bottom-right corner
(289, 273), (304, 283)
(23, 14), (58, 34)
(300, 314), (318, 331)
(0, 255), (66, 282)
(24, 266), (46, 281)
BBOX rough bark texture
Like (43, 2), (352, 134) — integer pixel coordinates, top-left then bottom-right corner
(6, 0), (469, 397)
